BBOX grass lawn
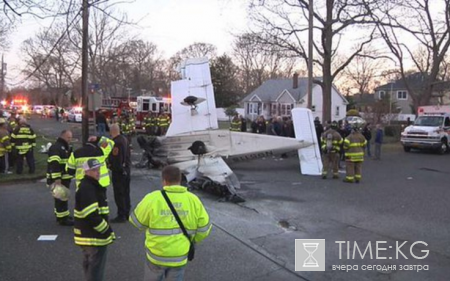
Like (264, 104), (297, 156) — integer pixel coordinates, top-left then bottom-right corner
(0, 136), (49, 184)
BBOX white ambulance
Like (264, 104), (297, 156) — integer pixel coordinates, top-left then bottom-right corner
(401, 105), (450, 154)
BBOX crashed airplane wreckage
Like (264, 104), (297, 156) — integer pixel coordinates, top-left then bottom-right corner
(136, 58), (323, 203)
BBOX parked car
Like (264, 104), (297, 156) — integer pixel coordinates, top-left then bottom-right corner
(33, 105), (44, 115)
(68, 107), (82, 122)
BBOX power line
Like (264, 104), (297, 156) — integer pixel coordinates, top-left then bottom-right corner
(10, 9), (82, 87)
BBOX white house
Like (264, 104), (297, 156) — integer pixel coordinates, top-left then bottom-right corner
(241, 74), (348, 122)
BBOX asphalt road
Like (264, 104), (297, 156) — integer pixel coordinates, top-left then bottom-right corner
(1, 116), (449, 281)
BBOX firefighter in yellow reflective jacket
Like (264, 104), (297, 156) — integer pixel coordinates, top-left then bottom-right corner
(66, 136), (114, 189)
(11, 117), (36, 174)
(157, 113), (170, 136)
(130, 166), (211, 279)
(74, 159), (115, 281)
(343, 125), (367, 183)
(0, 118), (11, 173)
(230, 114), (241, 131)
(47, 130), (74, 226)
(321, 121), (343, 179)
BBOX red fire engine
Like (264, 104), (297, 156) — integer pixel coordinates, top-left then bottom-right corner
(135, 96), (171, 129)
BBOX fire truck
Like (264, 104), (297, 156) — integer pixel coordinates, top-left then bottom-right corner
(135, 96), (171, 129)
(400, 105), (450, 154)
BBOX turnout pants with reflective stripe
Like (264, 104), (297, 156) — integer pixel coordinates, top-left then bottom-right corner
(112, 171), (131, 218)
(345, 161), (363, 182)
(16, 149), (35, 174)
(54, 179), (71, 219)
(322, 152), (339, 177)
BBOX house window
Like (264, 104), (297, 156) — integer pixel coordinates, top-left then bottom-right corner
(271, 103), (278, 115)
(279, 103), (293, 116)
(248, 103), (259, 114)
(379, 91), (386, 99)
(397, 90), (408, 100)
(336, 106), (340, 116)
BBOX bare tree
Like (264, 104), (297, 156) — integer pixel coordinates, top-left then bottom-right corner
(248, 0), (378, 122)
(232, 32), (300, 95)
(368, 0), (450, 111)
(340, 47), (388, 95)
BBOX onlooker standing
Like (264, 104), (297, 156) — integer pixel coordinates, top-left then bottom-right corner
(374, 124), (384, 160)
(0, 118), (11, 174)
(240, 115), (247, 132)
(74, 159), (115, 281)
(130, 165), (211, 281)
(362, 123), (372, 157)
(11, 117), (36, 174)
(96, 111), (109, 137)
(314, 117), (324, 151)
(108, 124), (131, 223)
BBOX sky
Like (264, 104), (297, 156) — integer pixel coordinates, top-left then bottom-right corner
(4, 0), (249, 85)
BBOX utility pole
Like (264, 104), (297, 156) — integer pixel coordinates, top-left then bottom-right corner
(81, 0), (89, 144)
(307, 0), (314, 111)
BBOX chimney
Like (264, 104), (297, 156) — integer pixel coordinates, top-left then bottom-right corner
(293, 73), (299, 89)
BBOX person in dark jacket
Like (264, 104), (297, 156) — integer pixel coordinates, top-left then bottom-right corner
(374, 124), (384, 160)
(108, 124), (131, 223)
(362, 123), (372, 157)
(314, 117), (324, 151)
(47, 130), (74, 226)
(256, 116), (266, 134)
(74, 158), (115, 281)
(240, 115), (247, 132)
(96, 111), (109, 137)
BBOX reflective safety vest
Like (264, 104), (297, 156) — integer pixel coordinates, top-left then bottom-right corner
(0, 128), (11, 157)
(343, 132), (366, 162)
(11, 125), (36, 155)
(143, 117), (152, 129)
(130, 185), (212, 267)
(120, 120), (131, 134)
(66, 136), (114, 189)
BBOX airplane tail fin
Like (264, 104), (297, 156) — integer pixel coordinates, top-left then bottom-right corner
(292, 108), (323, 175)
(167, 57), (218, 136)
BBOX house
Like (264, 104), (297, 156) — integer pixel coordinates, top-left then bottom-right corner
(374, 73), (450, 114)
(241, 74), (348, 122)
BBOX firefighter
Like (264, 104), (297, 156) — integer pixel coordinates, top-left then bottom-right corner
(47, 130), (74, 226)
(74, 158), (115, 281)
(130, 165), (211, 278)
(343, 124), (367, 183)
(108, 124), (131, 223)
(11, 117), (36, 174)
(158, 113), (170, 136)
(143, 113), (152, 135)
(0, 118), (12, 174)
(66, 135), (114, 189)
(6, 115), (17, 172)
(230, 114), (241, 131)
(321, 121), (343, 179)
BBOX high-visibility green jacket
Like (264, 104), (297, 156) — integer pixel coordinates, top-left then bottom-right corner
(66, 136), (114, 189)
(11, 124), (36, 155)
(343, 132), (366, 162)
(130, 185), (212, 267)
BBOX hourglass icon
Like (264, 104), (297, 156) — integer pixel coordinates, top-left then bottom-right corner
(303, 243), (319, 267)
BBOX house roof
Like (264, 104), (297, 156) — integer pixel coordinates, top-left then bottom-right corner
(374, 72), (450, 92)
(241, 78), (319, 103)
